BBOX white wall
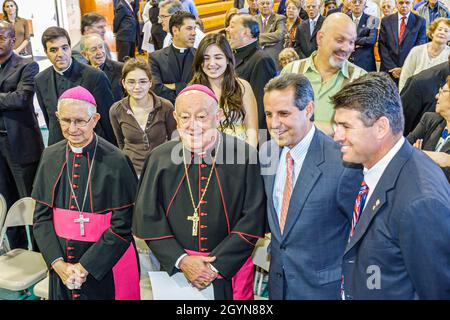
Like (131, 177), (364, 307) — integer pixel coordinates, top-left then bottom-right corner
(14, 0), (81, 57)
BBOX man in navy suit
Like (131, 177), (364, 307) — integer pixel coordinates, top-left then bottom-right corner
(378, 0), (427, 84)
(348, 0), (379, 71)
(260, 73), (361, 299)
(332, 72), (450, 299)
(293, 0), (324, 59)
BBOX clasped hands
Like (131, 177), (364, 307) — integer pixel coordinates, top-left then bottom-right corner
(179, 255), (218, 290)
(53, 260), (89, 290)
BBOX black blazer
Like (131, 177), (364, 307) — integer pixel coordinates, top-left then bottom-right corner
(378, 12), (427, 72)
(348, 13), (379, 72)
(0, 54), (43, 165)
(113, 0), (137, 42)
(401, 61), (450, 135)
(149, 46), (195, 104)
(234, 41), (277, 131)
(102, 58), (124, 102)
(293, 15), (324, 59)
(35, 59), (116, 146)
(407, 112), (450, 181)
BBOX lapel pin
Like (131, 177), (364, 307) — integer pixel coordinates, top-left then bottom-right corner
(372, 199), (380, 211)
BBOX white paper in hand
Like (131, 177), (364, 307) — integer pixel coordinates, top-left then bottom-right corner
(148, 271), (214, 300)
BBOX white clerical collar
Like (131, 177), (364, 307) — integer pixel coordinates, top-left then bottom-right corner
(172, 43), (188, 53)
(53, 58), (73, 75)
(69, 143), (84, 154)
(363, 137), (405, 194)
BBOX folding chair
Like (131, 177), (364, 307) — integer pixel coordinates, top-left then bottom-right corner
(0, 197), (47, 300)
(252, 235), (271, 299)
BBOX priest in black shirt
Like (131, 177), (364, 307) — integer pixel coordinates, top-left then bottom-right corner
(148, 11), (196, 105)
(32, 86), (140, 300)
(133, 85), (266, 300)
(35, 27), (116, 146)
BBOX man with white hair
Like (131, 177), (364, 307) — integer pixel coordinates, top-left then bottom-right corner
(80, 34), (124, 102)
(133, 84), (266, 300)
(32, 86), (140, 300)
(282, 13), (366, 135)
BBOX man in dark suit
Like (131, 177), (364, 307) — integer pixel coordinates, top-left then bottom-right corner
(255, 0), (286, 69)
(0, 22), (43, 249)
(35, 27), (116, 146)
(348, 0), (379, 71)
(260, 73), (361, 300)
(227, 14), (277, 133)
(149, 11), (196, 105)
(113, 0), (137, 62)
(407, 112), (450, 181)
(401, 59), (450, 134)
(80, 34), (124, 102)
(378, 0), (427, 84)
(294, 0), (324, 59)
(333, 72), (450, 300)
(72, 12), (112, 64)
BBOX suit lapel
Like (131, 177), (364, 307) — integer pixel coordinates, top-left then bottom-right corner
(0, 54), (18, 88)
(310, 16), (322, 40)
(266, 140), (282, 240)
(402, 13), (415, 44)
(267, 14), (275, 32)
(344, 141), (412, 254)
(391, 15), (399, 50)
(281, 130), (324, 240)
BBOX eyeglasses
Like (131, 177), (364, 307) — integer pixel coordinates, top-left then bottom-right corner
(439, 87), (450, 94)
(57, 115), (93, 127)
(351, 0), (365, 4)
(158, 14), (172, 20)
(125, 79), (151, 87)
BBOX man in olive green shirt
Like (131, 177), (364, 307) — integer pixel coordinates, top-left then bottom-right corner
(282, 13), (367, 135)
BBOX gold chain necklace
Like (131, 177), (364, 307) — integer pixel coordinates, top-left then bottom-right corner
(182, 133), (221, 236)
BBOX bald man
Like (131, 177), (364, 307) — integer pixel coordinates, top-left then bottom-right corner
(282, 13), (367, 135)
(133, 84), (266, 300)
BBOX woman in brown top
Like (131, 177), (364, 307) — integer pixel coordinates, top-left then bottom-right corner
(284, 0), (303, 48)
(109, 58), (176, 175)
(2, 0), (31, 56)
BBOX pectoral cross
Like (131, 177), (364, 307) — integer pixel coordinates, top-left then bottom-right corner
(74, 213), (90, 237)
(187, 211), (199, 236)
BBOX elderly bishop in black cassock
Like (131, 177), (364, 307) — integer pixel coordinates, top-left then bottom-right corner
(32, 86), (140, 300)
(133, 84), (266, 300)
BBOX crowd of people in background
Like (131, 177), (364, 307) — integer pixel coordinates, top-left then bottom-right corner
(0, 0), (450, 301)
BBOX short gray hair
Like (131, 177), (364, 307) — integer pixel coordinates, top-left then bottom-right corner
(264, 73), (315, 111)
(79, 33), (103, 52)
(57, 98), (97, 117)
(331, 72), (404, 134)
(159, 0), (184, 14)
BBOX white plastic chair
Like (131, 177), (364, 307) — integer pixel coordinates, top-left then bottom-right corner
(252, 235), (271, 299)
(0, 197), (47, 299)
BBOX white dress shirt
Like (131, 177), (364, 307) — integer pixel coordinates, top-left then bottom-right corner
(398, 12), (411, 36)
(273, 126), (316, 219)
(362, 137), (405, 209)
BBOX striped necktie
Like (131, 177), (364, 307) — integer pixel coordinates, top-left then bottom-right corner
(279, 152), (294, 234)
(349, 180), (369, 240)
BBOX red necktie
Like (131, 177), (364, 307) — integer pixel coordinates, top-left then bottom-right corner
(349, 180), (369, 240)
(279, 152), (294, 234)
(399, 16), (406, 44)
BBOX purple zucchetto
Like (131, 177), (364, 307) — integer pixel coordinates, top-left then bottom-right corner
(58, 86), (97, 106)
(178, 84), (218, 103)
